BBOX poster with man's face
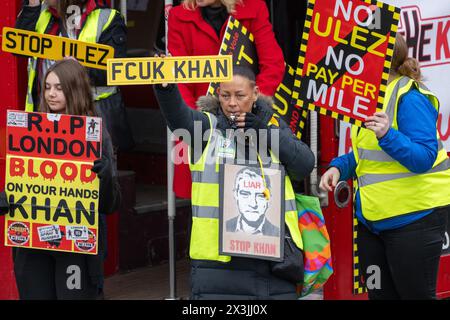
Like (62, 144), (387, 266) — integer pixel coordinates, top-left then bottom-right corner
(219, 163), (285, 261)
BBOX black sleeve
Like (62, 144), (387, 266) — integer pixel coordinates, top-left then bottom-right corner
(275, 120), (315, 182)
(153, 84), (211, 145)
(87, 11), (127, 86)
(98, 132), (121, 215)
(16, 2), (41, 31)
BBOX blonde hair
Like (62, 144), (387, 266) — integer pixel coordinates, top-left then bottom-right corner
(390, 33), (422, 82)
(182, 0), (243, 13)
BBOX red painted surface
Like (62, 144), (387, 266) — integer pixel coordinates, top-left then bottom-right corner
(0, 0), (24, 300)
(320, 116), (367, 300)
(104, 212), (120, 276)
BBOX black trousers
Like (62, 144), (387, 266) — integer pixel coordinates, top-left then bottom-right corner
(14, 248), (98, 300)
(357, 206), (448, 300)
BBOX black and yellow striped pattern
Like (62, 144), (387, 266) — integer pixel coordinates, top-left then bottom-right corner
(208, 16), (256, 96)
(377, 2), (401, 115)
(353, 215), (367, 295)
(292, 0), (401, 128)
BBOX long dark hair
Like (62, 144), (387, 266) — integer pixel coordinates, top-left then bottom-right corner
(40, 59), (96, 116)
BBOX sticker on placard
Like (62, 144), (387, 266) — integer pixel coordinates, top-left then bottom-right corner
(7, 112), (27, 127)
(75, 229), (96, 252)
(37, 225), (62, 242)
(7, 222), (30, 246)
(66, 226), (89, 241)
(86, 117), (101, 142)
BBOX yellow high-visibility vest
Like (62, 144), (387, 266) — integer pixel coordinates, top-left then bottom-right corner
(351, 76), (450, 222)
(189, 112), (303, 262)
(25, 2), (117, 111)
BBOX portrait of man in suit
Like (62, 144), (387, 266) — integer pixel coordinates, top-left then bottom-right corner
(226, 167), (280, 237)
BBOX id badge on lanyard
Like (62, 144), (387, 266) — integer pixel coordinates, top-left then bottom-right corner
(217, 134), (236, 159)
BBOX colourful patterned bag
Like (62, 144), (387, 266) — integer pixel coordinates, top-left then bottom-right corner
(295, 194), (333, 297)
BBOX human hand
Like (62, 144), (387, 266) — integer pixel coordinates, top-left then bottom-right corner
(64, 56), (77, 61)
(365, 112), (390, 139)
(154, 53), (171, 88)
(0, 191), (10, 216)
(319, 167), (341, 192)
(235, 112), (268, 131)
(91, 155), (111, 179)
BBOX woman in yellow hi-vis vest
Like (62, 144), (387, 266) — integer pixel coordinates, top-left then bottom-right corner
(16, 0), (134, 152)
(154, 64), (315, 300)
(320, 34), (450, 300)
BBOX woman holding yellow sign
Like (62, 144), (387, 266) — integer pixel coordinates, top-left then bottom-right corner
(320, 34), (450, 300)
(16, 0), (134, 152)
(154, 63), (314, 300)
(0, 59), (119, 300)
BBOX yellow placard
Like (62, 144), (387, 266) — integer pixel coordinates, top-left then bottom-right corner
(6, 156), (99, 227)
(4, 111), (102, 255)
(1, 27), (114, 70)
(107, 55), (233, 85)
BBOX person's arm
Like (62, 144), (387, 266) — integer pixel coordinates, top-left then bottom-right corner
(93, 133), (120, 215)
(378, 89), (438, 173)
(239, 104), (314, 181)
(250, 1), (285, 96)
(87, 11), (127, 86)
(153, 84), (210, 148)
(276, 121), (315, 182)
(329, 152), (357, 181)
(16, 0), (41, 32)
(167, 10), (198, 109)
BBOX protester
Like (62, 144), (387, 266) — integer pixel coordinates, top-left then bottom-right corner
(16, 0), (134, 152)
(168, 0), (285, 198)
(0, 59), (120, 300)
(154, 64), (314, 299)
(319, 34), (450, 300)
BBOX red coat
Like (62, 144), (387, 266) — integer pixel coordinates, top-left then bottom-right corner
(167, 0), (285, 198)
(168, 0), (285, 108)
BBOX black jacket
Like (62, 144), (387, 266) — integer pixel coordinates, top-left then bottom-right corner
(15, 1), (127, 106)
(154, 84), (314, 300)
(154, 84), (315, 183)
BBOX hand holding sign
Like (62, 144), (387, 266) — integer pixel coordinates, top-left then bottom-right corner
(365, 112), (390, 139)
(92, 154), (111, 179)
(153, 53), (171, 88)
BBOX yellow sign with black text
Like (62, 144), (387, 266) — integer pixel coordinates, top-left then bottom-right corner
(5, 111), (102, 255)
(1, 27), (114, 70)
(107, 55), (233, 85)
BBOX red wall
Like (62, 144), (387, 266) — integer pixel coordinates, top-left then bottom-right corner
(0, 0), (27, 300)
